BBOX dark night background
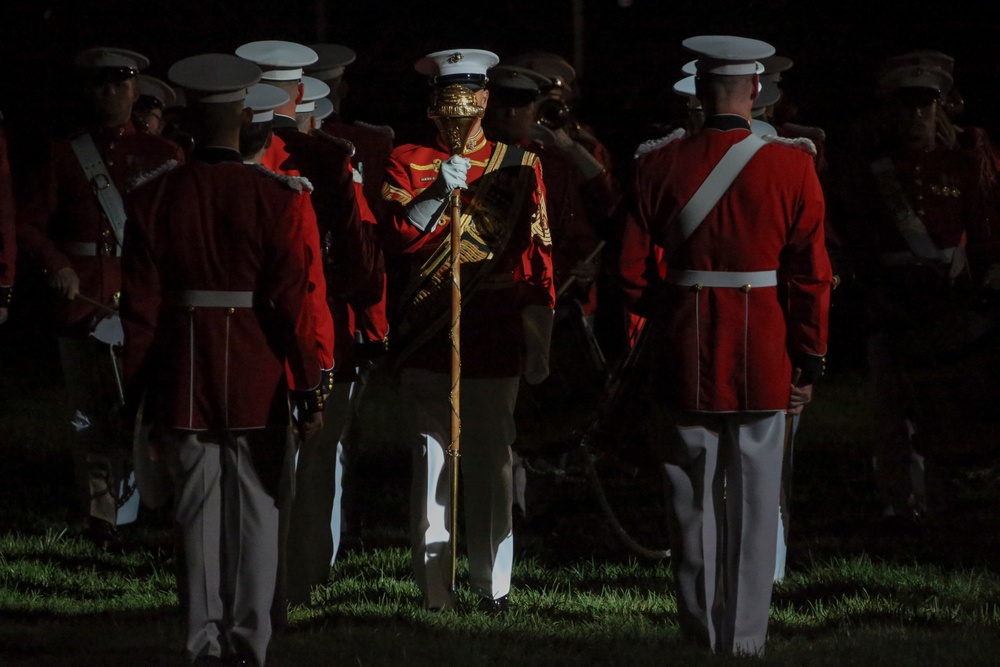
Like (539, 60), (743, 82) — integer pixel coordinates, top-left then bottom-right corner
(2, 0), (1000, 176)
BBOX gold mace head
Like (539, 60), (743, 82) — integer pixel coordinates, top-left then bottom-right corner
(428, 84), (485, 156)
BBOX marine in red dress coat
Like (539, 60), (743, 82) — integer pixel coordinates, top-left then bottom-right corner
(318, 117), (392, 365)
(121, 144), (321, 434)
(620, 113), (831, 412)
(16, 120), (183, 335)
(381, 128), (556, 376)
(618, 57), (832, 653)
(14, 79), (183, 540)
(276, 122), (384, 377)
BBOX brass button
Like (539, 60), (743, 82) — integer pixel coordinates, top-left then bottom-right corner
(741, 284), (752, 293)
(187, 305), (196, 313)
(227, 307), (235, 315)
(692, 283), (703, 293)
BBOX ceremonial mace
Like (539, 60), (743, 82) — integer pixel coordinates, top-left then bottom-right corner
(428, 84), (485, 592)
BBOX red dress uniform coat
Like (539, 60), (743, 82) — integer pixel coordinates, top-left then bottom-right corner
(319, 118), (393, 366)
(381, 130), (556, 377)
(865, 147), (996, 282)
(121, 147), (320, 431)
(262, 126), (336, 373)
(528, 140), (601, 306)
(319, 118), (394, 210)
(620, 115), (832, 412)
(274, 124), (385, 376)
(16, 122), (183, 335)
(0, 123), (15, 305)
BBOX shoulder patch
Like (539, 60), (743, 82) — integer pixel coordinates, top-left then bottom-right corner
(129, 159), (180, 191)
(251, 163), (315, 193)
(310, 129), (356, 156)
(781, 122), (827, 144)
(354, 120), (395, 140)
(762, 134), (817, 157)
(634, 128), (685, 158)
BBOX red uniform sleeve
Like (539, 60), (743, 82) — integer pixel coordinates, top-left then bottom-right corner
(297, 193), (335, 371)
(618, 154), (666, 318)
(515, 158), (556, 309)
(379, 145), (435, 256)
(262, 192), (322, 393)
(14, 142), (73, 277)
(120, 183), (165, 413)
(783, 158), (833, 375)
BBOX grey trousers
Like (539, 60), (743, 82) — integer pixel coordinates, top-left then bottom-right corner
(164, 429), (282, 666)
(400, 369), (519, 609)
(654, 408), (785, 657)
(285, 381), (354, 605)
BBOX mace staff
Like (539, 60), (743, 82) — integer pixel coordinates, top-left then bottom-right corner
(428, 84), (484, 592)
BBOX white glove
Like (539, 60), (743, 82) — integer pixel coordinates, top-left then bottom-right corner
(522, 304), (555, 385)
(528, 124), (604, 180)
(435, 155), (471, 195)
(407, 155), (471, 231)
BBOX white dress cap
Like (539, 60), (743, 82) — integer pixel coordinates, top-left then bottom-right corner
(306, 43), (357, 81)
(673, 75), (696, 98)
(295, 76), (331, 114)
(244, 83), (289, 123)
(414, 48), (499, 87)
(235, 40), (318, 82)
(672, 75), (701, 110)
(137, 75), (177, 107)
(168, 54), (262, 104)
(682, 35), (774, 76)
(314, 96), (335, 121)
(877, 51), (954, 95)
(509, 51), (576, 87)
(760, 55), (793, 83)
(74, 47), (149, 73)
(488, 65), (552, 93)
(754, 80), (781, 110)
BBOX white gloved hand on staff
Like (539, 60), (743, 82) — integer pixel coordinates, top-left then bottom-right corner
(406, 155), (471, 231)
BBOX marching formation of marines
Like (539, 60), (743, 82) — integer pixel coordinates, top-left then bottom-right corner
(1, 29), (999, 666)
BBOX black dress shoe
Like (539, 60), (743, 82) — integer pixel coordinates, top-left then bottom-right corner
(83, 517), (123, 552)
(477, 594), (510, 615)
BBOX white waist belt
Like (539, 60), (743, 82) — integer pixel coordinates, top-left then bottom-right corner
(65, 241), (122, 257)
(176, 290), (254, 308)
(668, 269), (778, 289)
(66, 242), (98, 256)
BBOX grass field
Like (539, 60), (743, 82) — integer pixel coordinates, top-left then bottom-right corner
(2, 318), (1000, 666)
